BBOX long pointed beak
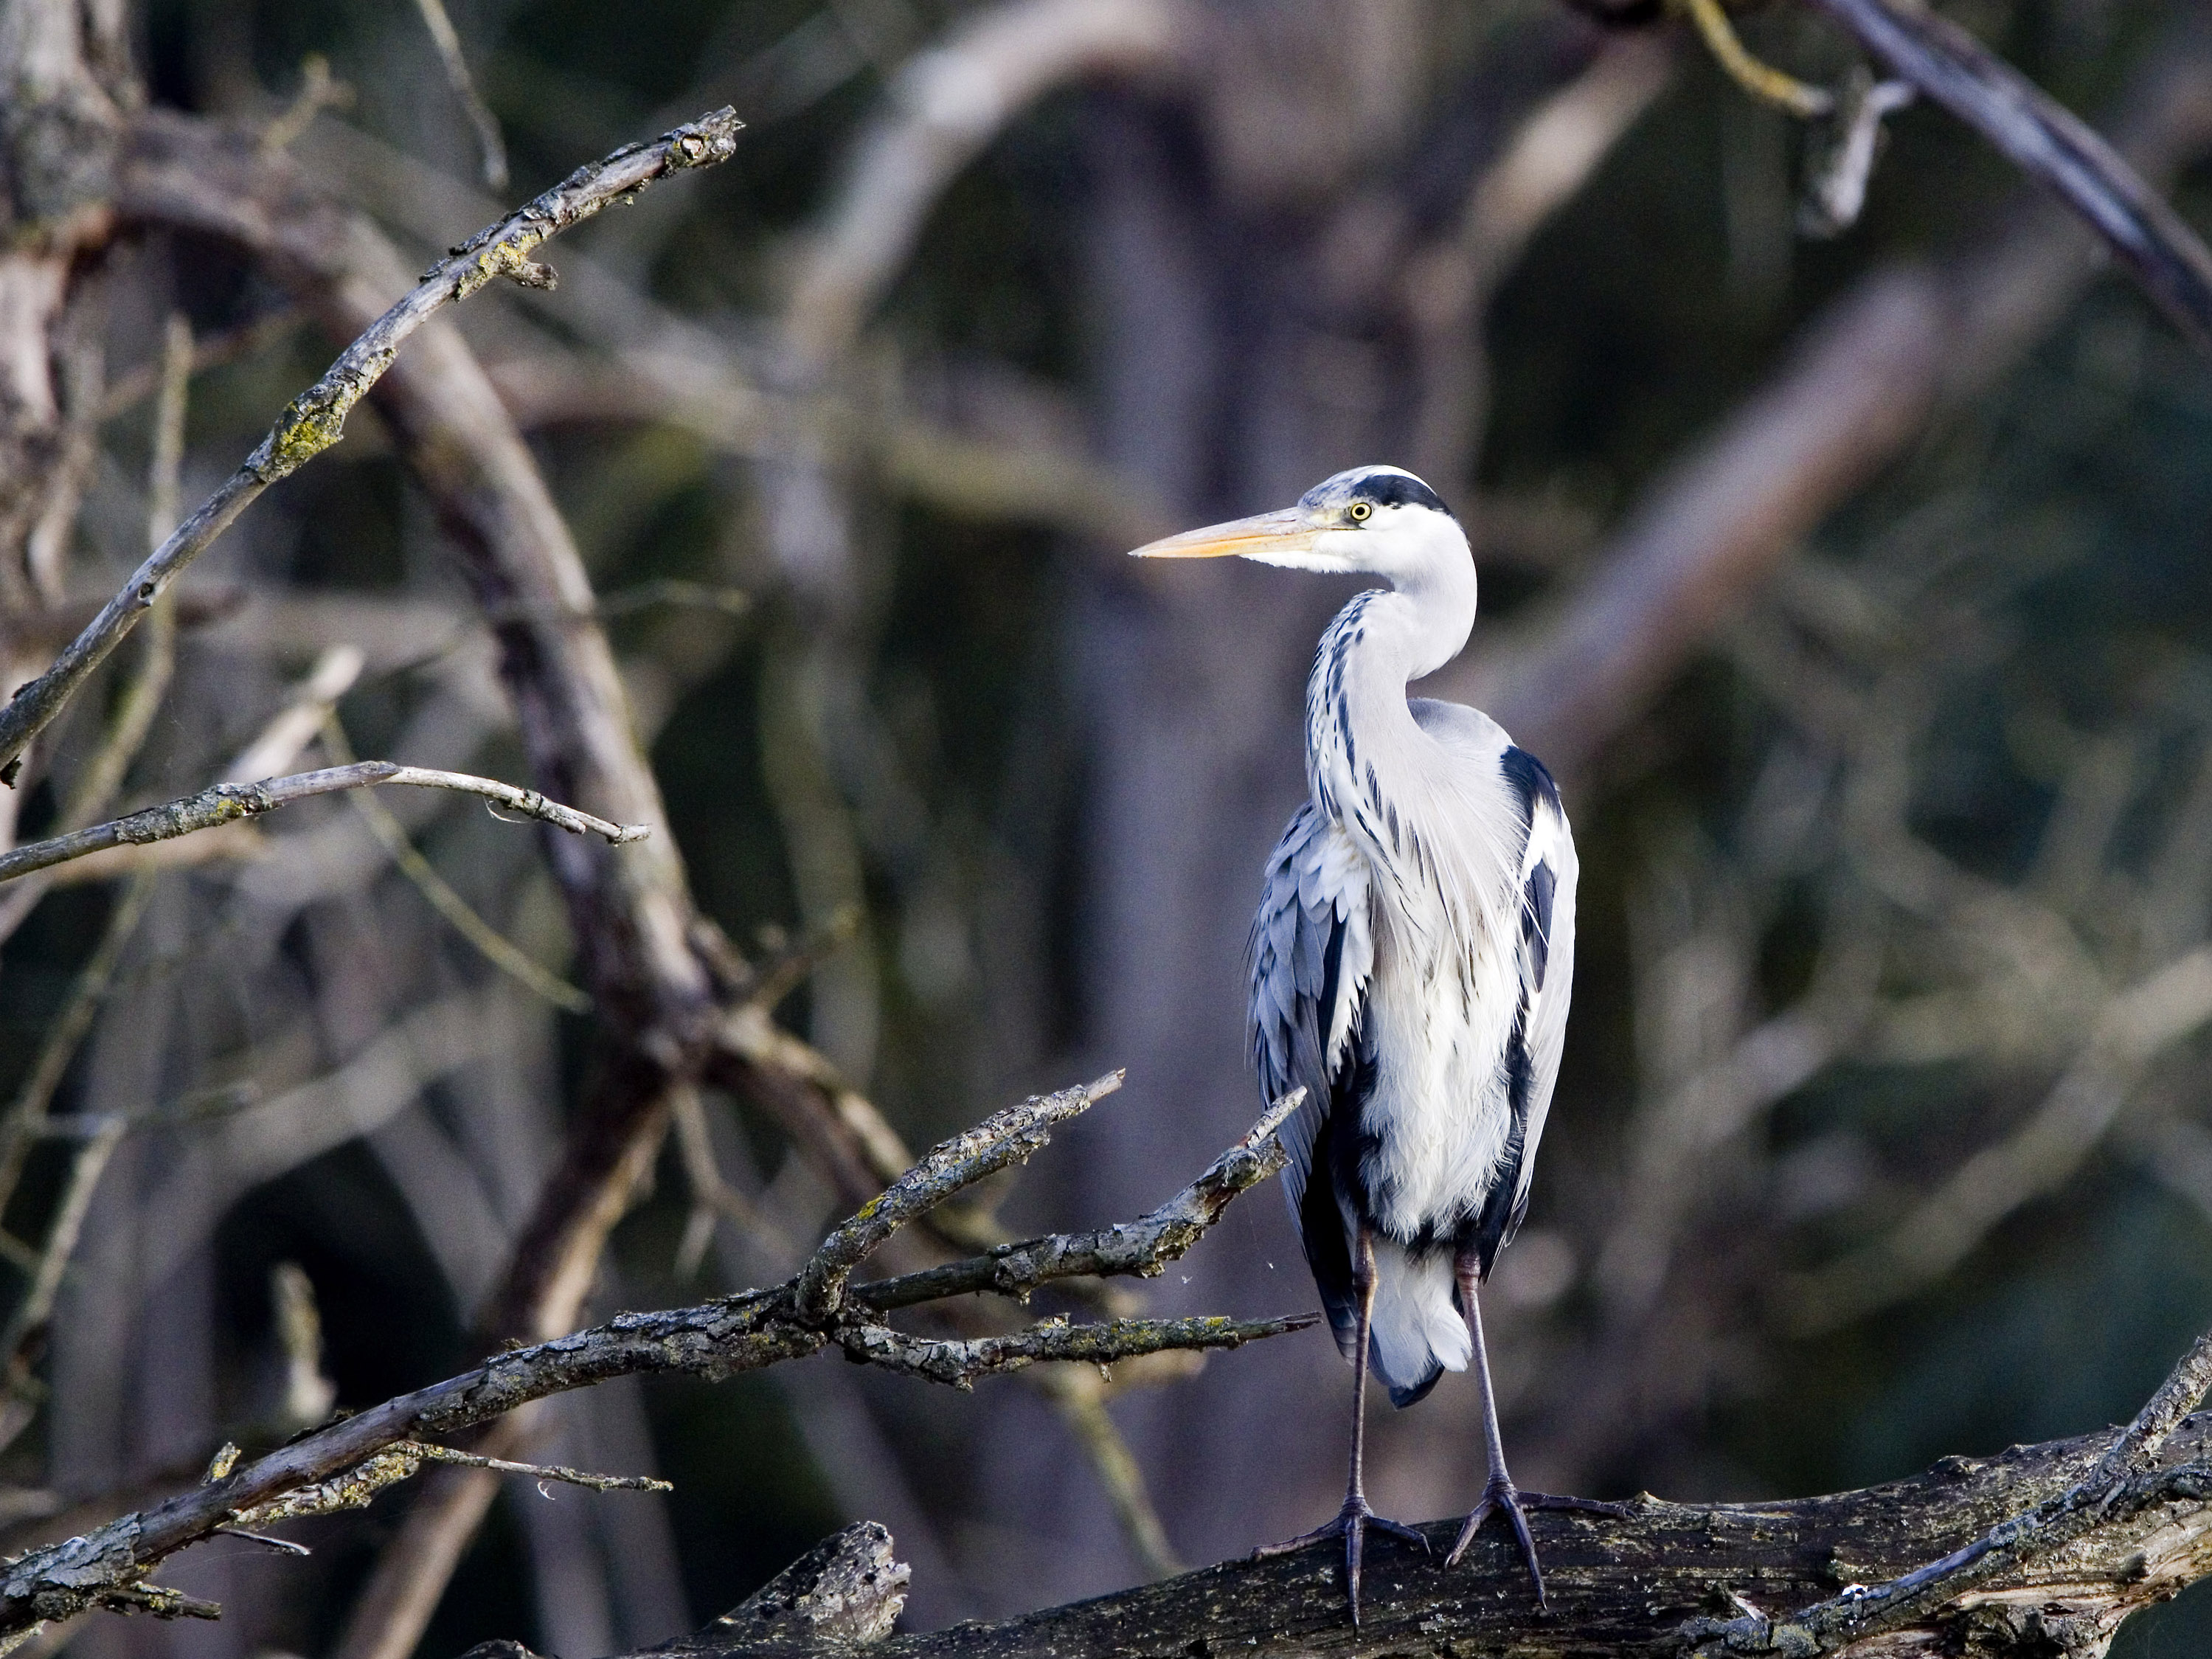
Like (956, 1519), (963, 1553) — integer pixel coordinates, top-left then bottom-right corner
(1129, 507), (1315, 559)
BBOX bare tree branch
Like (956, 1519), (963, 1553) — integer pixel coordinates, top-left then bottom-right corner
(794, 1073), (1123, 1320)
(0, 106), (745, 786)
(0, 1090), (1306, 1641)
(1806, 0), (2212, 353)
(0, 761), (647, 886)
(235, 1442), (667, 1529)
(107, 109), (749, 1659)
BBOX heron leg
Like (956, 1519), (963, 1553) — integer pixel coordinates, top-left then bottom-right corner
(1252, 1222), (1426, 1624)
(1446, 1257), (1545, 1604)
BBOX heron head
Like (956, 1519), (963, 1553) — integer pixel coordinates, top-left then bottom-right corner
(1129, 465), (1466, 582)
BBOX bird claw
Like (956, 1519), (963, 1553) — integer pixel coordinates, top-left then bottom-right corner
(1253, 1495), (1429, 1625)
(1446, 1475), (1546, 1604)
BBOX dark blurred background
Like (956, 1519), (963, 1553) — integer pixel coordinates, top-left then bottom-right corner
(7, 0), (2212, 1653)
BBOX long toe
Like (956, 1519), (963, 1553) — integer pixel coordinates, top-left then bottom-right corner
(1252, 1497), (1428, 1626)
(1502, 1487), (1547, 1606)
(1444, 1489), (1497, 1569)
(1447, 1479), (1547, 1604)
(1367, 1512), (1430, 1551)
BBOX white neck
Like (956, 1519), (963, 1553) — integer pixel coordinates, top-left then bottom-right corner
(1306, 567), (1474, 811)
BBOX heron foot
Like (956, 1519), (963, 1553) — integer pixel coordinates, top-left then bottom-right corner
(1446, 1475), (1546, 1604)
(1252, 1495), (1429, 1625)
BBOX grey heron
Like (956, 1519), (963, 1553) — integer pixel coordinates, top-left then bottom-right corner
(1134, 465), (1578, 1621)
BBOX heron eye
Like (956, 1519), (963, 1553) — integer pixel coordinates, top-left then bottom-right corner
(1348, 502), (1373, 523)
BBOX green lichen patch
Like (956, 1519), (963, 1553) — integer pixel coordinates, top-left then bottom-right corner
(453, 229), (553, 302)
(256, 354), (393, 481)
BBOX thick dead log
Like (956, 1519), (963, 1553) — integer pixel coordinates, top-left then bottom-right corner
(526, 1418), (2212, 1658)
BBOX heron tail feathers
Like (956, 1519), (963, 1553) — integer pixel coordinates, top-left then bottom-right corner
(1367, 1237), (1471, 1408)
(1385, 1362), (1445, 1408)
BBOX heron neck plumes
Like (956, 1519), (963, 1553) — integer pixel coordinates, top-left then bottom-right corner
(1303, 543), (1519, 982)
(1303, 533), (1478, 817)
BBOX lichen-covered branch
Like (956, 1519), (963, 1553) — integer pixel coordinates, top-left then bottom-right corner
(231, 1443), (668, 1531)
(0, 1088), (1304, 1641)
(0, 106), (744, 786)
(0, 761), (647, 885)
(793, 1072), (1123, 1319)
(858, 1089), (1301, 1313)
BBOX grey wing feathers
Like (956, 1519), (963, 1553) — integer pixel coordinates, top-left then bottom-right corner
(1485, 744), (1577, 1270)
(1249, 803), (1373, 1354)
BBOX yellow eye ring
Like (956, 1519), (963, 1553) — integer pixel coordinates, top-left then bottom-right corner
(1348, 502), (1373, 523)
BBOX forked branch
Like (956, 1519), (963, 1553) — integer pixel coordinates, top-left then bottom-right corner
(0, 1084), (1308, 1638)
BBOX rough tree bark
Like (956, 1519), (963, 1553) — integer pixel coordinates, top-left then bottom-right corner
(479, 1412), (2212, 1657)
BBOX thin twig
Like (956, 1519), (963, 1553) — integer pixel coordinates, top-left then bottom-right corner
(210, 1528), (310, 1558)
(229, 1441), (666, 1533)
(409, 0), (508, 190)
(1800, 71), (1918, 235)
(0, 761), (648, 885)
(0, 106), (744, 786)
(0, 1121), (125, 1359)
(1677, 0), (1833, 117)
(322, 715), (591, 1014)
(260, 55), (352, 157)
(0, 873), (158, 1215)
(0, 1121), (128, 1458)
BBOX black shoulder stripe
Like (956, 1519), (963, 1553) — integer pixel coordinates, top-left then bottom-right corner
(1356, 472), (1453, 516)
(1498, 745), (1561, 831)
(1461, 993), (1535, 1282)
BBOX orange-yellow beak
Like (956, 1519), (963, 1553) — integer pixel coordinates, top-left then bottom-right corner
(1128, 507), (1317, 559)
